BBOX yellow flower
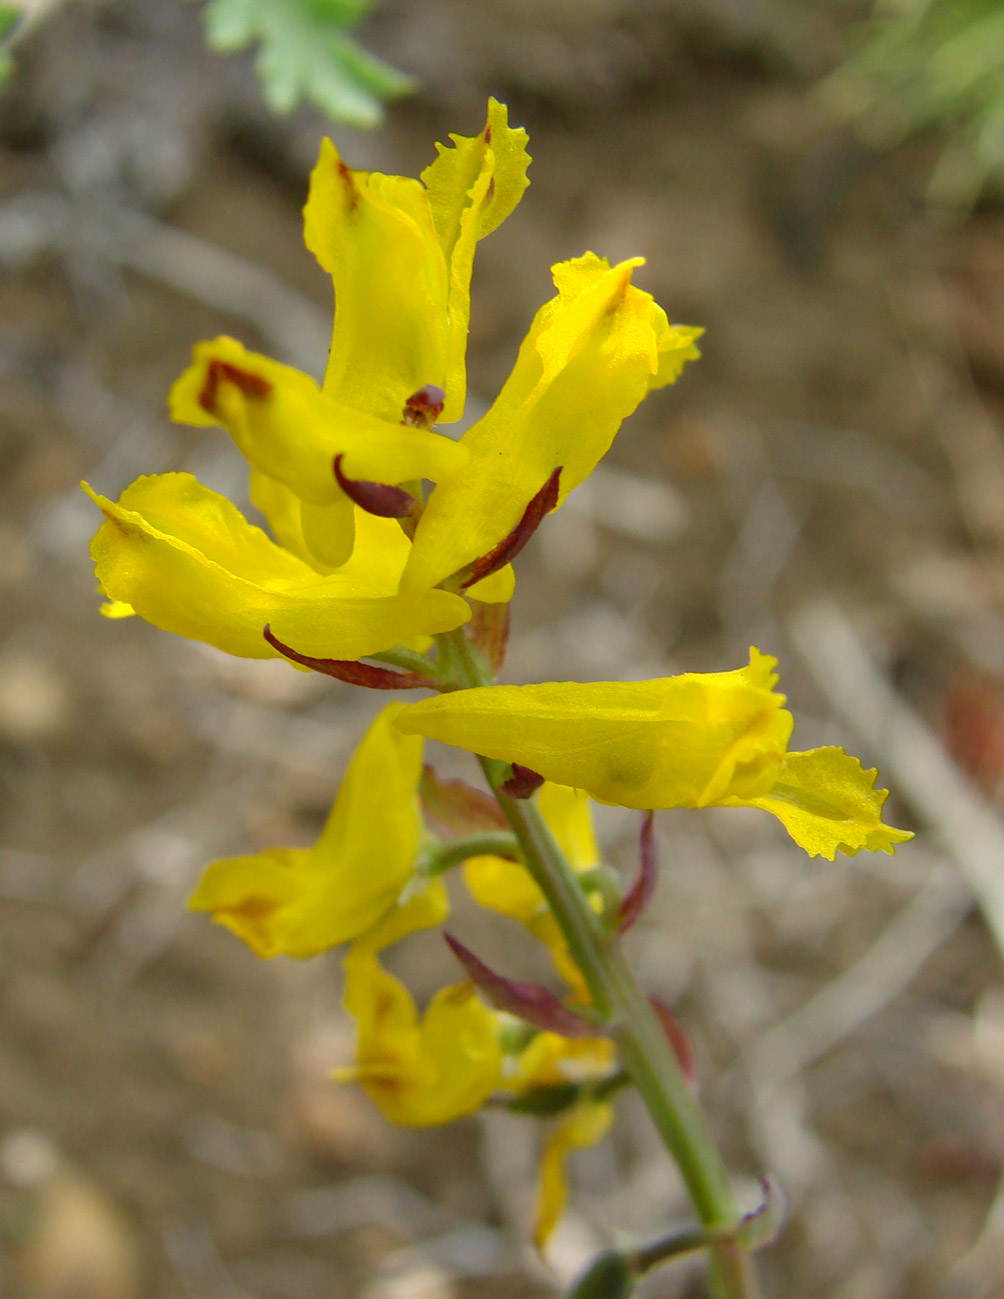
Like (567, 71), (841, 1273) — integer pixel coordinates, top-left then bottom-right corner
(168, 336), (469, 568)
(506, 1032), (618, 1250)
(83, 473), (469, 660)
(464, 783), (601, 997)
(534, 1100), (615, 1250)
(85, 101), (529, 655)
(335, 882), (504, 1126)
(188, 705), (422, 957)
(305, 96), (530, 424)
(399, 252), (702, 597)
(397, 649), (913, 860)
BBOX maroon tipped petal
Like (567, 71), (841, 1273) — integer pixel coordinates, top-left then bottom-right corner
(469, 600), (510, 676)
(501, 763), (544, 799)
(445, 933), (597, 1038)
(263, 626), (431, 690)
(618, 812), (658, 932)
(198, 358), (272, 415)
(420, 765), (509, 837)
(647, 997), (696, 1086)
(402, 384), (446, 429)
(333, 454), (417, 519)
(461, 467), (562, 588)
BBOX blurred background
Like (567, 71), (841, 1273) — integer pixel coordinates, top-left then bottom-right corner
(5, 0), (1004, 1295)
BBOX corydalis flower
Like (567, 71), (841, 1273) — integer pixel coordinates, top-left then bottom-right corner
(83, 100), (530, 660)
(397, 649), (913, 860)
(188, 705), (422, 957)
(334, 883), (503, 1127)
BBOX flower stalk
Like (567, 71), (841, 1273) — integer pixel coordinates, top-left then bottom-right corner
(436, 626), (761, 1299)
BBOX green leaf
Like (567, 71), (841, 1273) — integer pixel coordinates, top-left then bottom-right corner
(0, 5), (21, 41)
(199, 0), (414, 128)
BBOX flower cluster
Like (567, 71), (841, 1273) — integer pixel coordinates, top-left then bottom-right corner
(84, 100), (910, 1251)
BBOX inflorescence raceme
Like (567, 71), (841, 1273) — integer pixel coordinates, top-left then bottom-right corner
(83, 99), (910, 1293)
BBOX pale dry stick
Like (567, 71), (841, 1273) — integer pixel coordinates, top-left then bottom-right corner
(0, 194), (330, 369)
(106, 208), (330, 368)
(789, 598), (1004, 960)
(740, 861), (970, 1103)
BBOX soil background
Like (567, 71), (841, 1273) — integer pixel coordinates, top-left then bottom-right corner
(5, 2), (1004, 1296)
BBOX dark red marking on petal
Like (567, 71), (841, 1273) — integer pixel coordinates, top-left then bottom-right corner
(501, 763), (544, 800)
(444, 933), (596, 1038)
(401, 384), (446, 429)
(647, 997), (696, 1086)
(469, 599), (510, 676)
(461, 466), (562, 589)
(420, 765), (508, 837)
(483, 124), (492, 145)
(618, 812), (658, 933)
(336, 159), (359, 212)
(198, 358), (272, 415)
(263, 626), (431, 690)
(486, 176), (496, 204)
(333, 454), (417, 519)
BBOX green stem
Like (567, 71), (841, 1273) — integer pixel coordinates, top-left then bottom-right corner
(437, 626), (761, 1299)
(370, 646), (439, 678)
(423, 831), (520, 875)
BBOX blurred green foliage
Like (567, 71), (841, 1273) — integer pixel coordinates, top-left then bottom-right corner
(0, 5), (21, 84)
(824, 0), (1004, 206)
(200, 0), (414, 127)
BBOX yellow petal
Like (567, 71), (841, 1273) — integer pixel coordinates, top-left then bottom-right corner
(340, 954), (502, 1126)
(537, 783), (598, 872)
(170, 337), (466, 521)
(353, 876), (450, 954)
(397, 649), (791, 811)
(99, 599), (135, 619)
(304, 140), (450, 421)
(736, 746), (914, 860)
(510, 1032), (617, 1092)
(188, 706), (423, 956)
(401, 254), (685, 596)
(534, 1100), (614, 1250)
(84, 473), (469, 660)
(464, 853), (544, 924)
(465, 563), (515, 604)
(421, 98), (531, 421)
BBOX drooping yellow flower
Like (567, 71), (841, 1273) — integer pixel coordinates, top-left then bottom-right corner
(335, 882), (504, 1126)
(464, 783), (601, 997)
(83, 473), (470, 660)
(168, 337), (469, 568)
(506, 1032), (618, 1250)
(534, 1100), (615, 1250)
(397, 649), (913, 860)
(188, 705), (422, 957)
(399, 253), (703, 597)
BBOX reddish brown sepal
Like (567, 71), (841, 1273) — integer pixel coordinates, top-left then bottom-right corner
(618, 812), (658, 932)
(501, 763), (544, 799)
(444, 933), (596, 1038)
(648, 997), (696, 1086)
(263, 626), (431, 690)
(469, 600), (510, 676)
(333, 454), (417, 519)
(420, 765), (509, 837)
(199, 358), (272, 415)
(402, 384), (446, 429)
(460, 466), (562, 588)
